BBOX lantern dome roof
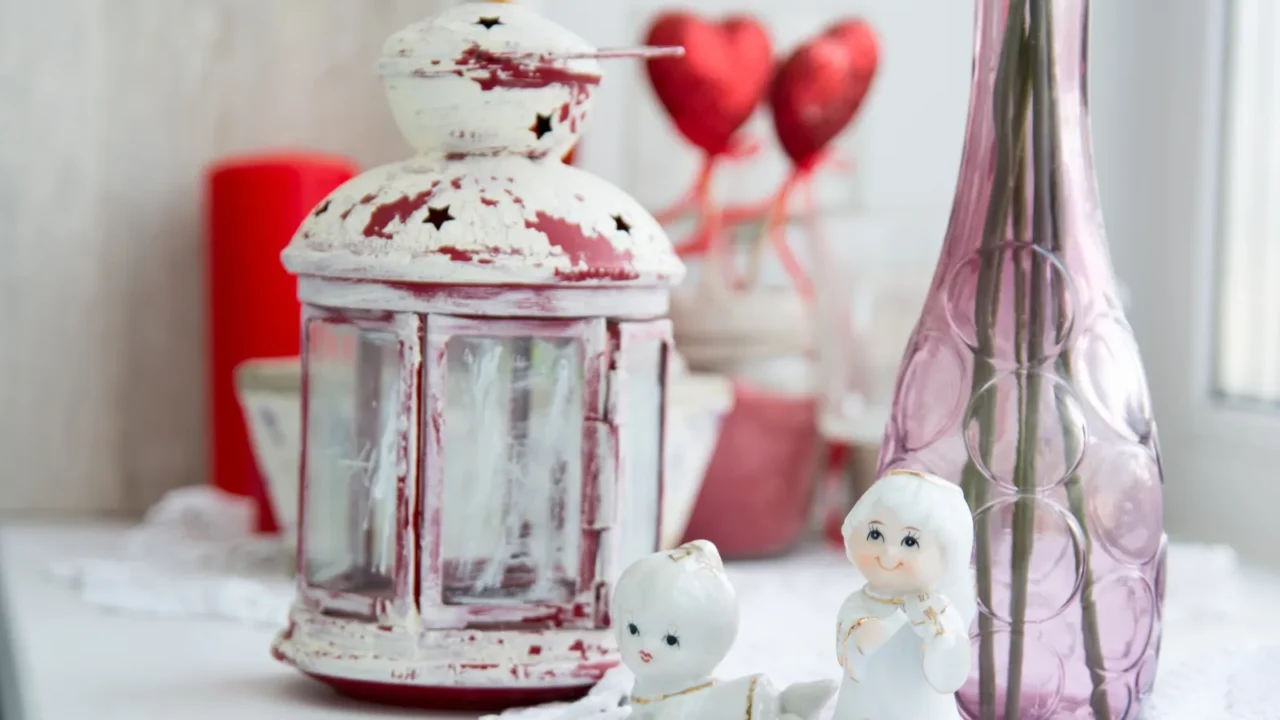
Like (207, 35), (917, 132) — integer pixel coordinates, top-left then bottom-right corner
(282, 2), (684, 288)
(283, 154), (684, 286)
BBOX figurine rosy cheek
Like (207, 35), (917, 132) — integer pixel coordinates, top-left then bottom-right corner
(832, 469), (976, 720)
(613, 540), (837, 720)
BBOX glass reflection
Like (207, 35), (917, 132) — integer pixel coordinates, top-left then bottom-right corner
(439, 336), (583, 604)
(303, 320), (401, 598)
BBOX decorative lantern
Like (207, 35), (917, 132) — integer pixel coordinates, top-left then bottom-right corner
(270, 2), (685, 710)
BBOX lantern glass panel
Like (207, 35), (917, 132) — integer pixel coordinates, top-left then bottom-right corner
(439, 335), (584, 605)
(302, 319), (401, 598)
(617, 336), (663, 566)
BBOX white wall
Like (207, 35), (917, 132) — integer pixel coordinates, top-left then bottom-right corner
(0, 0), (443, 514)
(1, 0), (1175, 523)
(0, 0), (974, 515)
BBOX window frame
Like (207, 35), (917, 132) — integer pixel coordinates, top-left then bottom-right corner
(418, 315), (609, 630)
(1095, 0), (1280, 563)
(605, 319), (673, 589)
(295, 306), (422, 622)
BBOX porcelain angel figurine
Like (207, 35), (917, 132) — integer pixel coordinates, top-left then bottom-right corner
(832, 469), (977, 720)
(613, 540), (837, 720)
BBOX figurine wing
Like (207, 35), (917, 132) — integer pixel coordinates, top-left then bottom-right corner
(779, 679), (838, 720)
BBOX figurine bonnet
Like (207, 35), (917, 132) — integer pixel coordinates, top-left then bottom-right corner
(613, 540), (836, 720)
(832, 469), (976, 720)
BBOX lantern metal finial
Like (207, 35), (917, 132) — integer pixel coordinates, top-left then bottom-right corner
(281, 1), (685, 291)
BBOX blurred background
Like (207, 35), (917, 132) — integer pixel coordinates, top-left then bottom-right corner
(0, 0), (1274, 563)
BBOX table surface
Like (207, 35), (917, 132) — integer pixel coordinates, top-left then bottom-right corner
(0, 521), (474, 720)
(5, 520), (1280, 720)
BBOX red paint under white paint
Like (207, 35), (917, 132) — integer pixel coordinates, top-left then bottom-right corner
(275, 2), (685, 710)
(273, 605), (617, 688)
(284, 156), (680, 287)
(296, 277), (671, 320)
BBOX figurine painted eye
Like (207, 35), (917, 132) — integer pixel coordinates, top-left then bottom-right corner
(867, 527), (884, 542)
(902, 534), (920, 549)
(663, 633), (680, 647)
(627, 623), (639, 636)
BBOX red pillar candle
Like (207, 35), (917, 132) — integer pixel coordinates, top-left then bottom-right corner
(206, 153), (358, 532)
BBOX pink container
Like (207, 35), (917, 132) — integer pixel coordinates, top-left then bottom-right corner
(680, 381), (820, 559)
(880, 1), (1165, 716)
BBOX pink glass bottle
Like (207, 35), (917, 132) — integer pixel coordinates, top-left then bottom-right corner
(878, 1), (1165, 718)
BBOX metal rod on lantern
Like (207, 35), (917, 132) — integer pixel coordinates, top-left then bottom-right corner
(386, 47), (684, 78)
(445, 46), (685, 62)
(550, 47), (684, 60)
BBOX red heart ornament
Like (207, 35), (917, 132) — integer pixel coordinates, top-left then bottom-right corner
(645, 13), (773, 157)
(770, 20), (880, 169)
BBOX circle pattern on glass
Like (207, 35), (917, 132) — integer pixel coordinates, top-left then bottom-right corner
(1085, 445), (1164, 566)
(958, 628), (1066, 720)
(972, 496), (1086, 624)
(1088, 571), (1157, 674)
(1072, 314), (1155, 443)
(1089, 678), (1135, 720)
(1135, 650), (1160, 700)
(1153, 536), (1168, 607)
(963, 370), (1088, 491)
(943, 242), (1077, 365)
(892, 330), (968, 452)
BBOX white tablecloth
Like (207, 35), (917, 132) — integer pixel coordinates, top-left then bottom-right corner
(27, 488), (1280, 719)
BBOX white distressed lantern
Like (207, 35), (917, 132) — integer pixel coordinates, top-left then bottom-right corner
(270, 2), (685, 710)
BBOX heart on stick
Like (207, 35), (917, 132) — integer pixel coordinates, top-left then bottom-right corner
(770, 20), (880, 170)
(645, 13), (773, 157)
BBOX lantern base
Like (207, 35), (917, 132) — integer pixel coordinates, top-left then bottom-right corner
(309, 674), (601, 712)
(272, 604), (619, 711)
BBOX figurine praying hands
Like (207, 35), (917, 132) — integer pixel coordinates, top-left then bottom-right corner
(833, 469), (977, 720)
(614, 540), (837, 720)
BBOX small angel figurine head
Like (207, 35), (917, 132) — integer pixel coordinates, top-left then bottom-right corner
(612, 540), (738, 683)
(841, 469), (975, 603)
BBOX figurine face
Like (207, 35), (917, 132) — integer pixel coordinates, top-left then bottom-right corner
(841, 470), (976, 601)
(847, 504), (946, 595)
(613, 542), (738, 682)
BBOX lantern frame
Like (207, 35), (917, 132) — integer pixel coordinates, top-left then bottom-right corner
(274, 283), (675, 707)
(270, 1), (685, 707)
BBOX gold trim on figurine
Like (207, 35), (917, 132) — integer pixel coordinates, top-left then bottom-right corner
(911, 605), (950, 637)
(861, 588), (904, 606)
(631, 680), (715, 705)
(744, 675), (758, 720)
(665, 542), (719, 571)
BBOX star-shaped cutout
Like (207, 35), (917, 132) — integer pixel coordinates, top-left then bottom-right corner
(423, 205), (454, 230)
(475, 16), (503, 29)
(612, 214), (631, 233)
(530, 113), (553, 139)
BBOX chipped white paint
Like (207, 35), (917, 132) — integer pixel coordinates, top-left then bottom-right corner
(278, 3), (683, 704)
(273, 605), (618, 688)
(281, 2), (685, 288)
(422, 315), (605, 626)
(439, 334), (582, 601)
(379, 2), (598, 159)
(296, 277), (671, 319)
(296, 308), (422, 625)
(283, 155), (683, 286)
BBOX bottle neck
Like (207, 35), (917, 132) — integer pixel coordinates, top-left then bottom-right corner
(970, 0), (1089, 107)
(938, 0), (1105, 275)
